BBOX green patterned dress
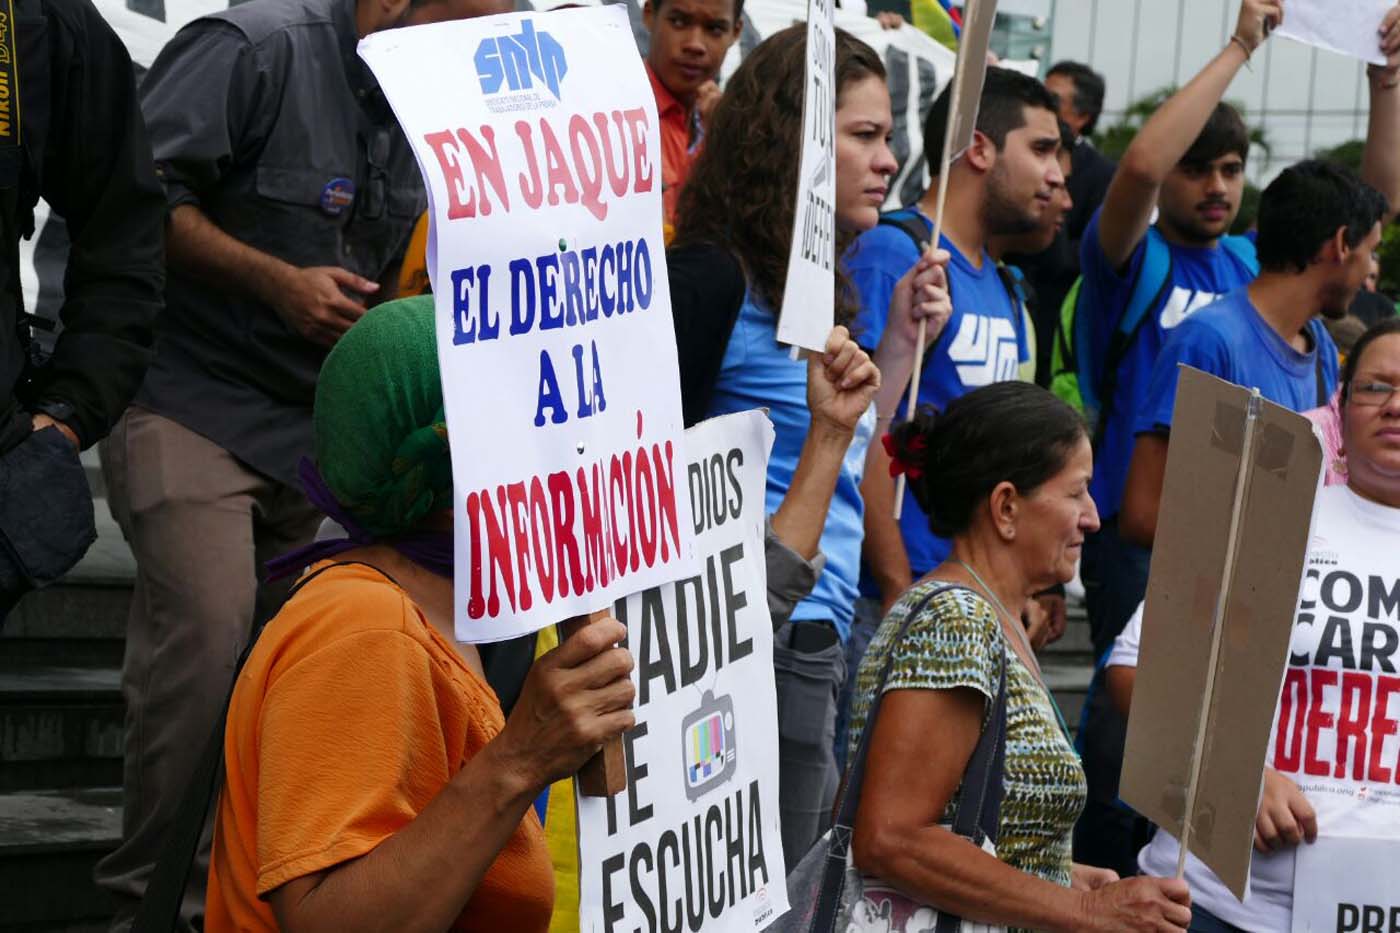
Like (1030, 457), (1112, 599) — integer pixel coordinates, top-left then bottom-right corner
(844, 579), (1087, 892)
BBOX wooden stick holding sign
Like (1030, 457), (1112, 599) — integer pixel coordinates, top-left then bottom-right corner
(559, 609), (628, 796)
(1173, 388), (1261, 880)
(893, 0), (998, 520)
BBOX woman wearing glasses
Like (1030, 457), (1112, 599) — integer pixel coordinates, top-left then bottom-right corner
(1105, 317), (1400, 932)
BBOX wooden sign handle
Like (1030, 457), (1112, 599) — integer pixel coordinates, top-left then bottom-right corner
(558, 609), (627, 797)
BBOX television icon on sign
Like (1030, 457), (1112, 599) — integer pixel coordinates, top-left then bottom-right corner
(681, 690), (737, 801)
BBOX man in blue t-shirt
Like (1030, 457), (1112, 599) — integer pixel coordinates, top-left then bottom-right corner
(1121, 161), (1384, 546)
(848, 67), (1060, 614)
(1071, 0), (1400, 881)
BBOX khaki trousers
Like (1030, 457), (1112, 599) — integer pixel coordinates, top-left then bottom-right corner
(94, 407), (318, 931)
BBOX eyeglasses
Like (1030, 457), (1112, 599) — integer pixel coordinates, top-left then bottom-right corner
(1349, 380), (1400, 407)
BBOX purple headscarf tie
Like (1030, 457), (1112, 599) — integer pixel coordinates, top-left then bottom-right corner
(265, 457), (454, 582)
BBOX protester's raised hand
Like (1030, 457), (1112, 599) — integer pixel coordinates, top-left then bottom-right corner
(1077, 876), (1191, 932)
(1254, 767), (1318, 852)
(696, 81), (723, 133)
(1037, 591), (1069, 647)
(1374, 5), (1400, 82)
(274, 265), (378, 347)
(807, 325), (881, 436)
(883, 248), (953, 354)
(495, 618), (636, 790)
(1023, 597), (1052, 652)
(1233, 0), (1284, 54)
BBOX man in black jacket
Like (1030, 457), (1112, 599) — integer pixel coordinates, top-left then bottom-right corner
(0, 0), (165, 617)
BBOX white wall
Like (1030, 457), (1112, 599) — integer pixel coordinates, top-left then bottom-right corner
(1047, 0), (1373, 182)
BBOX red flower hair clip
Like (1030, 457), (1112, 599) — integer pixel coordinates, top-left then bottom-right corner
(882, 432), (925, 481)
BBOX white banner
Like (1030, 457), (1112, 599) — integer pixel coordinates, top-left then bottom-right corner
(1292, 836), (1400, 932)
(577, 410), (789, 933)
(777, 0), (836, 352)
(360, 7), (696, 642)
(1276, 0), (1390, 67)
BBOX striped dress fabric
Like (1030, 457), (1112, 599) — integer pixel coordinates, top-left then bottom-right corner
(845, 581), (1088, 893)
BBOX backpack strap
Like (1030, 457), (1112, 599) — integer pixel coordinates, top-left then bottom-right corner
(995, 262), (1032, 365)
(1085, 228), (1174, 446)
(1219, 234), (1261, 276)
(132, 561), (399, 932)
(877, 208), (933, 254)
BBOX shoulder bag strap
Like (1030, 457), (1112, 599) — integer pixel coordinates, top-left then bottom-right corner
(132, 561), (397, 932)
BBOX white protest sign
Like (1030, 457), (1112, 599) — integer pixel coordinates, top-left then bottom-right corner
(1276, 0), (1391, 66)
(1293, 837), (1400, 932)
(360, 7), (695, 643)
(777, 0), (837, 353)
(578, 410), (788, 933)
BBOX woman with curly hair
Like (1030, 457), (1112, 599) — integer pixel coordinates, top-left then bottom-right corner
(666, 24), (951, 865)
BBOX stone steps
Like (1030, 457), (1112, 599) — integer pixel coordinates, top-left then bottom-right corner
(0, 787), (121, 930)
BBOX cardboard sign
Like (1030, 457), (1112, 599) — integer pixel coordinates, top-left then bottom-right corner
(577, 410), (789, 932)
(1120, 366), (1324, 899)
(1276, 0), (1390, 66)
(938, 0), (998, 168)
(777, 0), (837, 353)
(1292, 837), (1400, 932)
(360, 7), (696, 642)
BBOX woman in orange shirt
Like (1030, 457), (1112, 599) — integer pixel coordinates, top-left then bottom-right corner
(204, 296), (635, 932)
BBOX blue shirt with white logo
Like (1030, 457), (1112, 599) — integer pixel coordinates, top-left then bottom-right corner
(705, 292), (876, 641)
(848, 208), (1029, 576)
(1080, 209), (1258, 520)
(1134, 287), (1339, 435)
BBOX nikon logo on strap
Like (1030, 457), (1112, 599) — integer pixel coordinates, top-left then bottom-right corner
(0, 0), (20, 147)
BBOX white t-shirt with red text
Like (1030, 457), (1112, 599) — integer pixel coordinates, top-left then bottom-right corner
(1106, 485), (1400, 932)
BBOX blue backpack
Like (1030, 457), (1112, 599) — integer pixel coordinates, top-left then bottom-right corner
(1050, 227), (1259, 434)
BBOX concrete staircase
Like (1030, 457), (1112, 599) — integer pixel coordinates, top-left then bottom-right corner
(1, 450), (127, 932)
(0, 452), (1097, 930)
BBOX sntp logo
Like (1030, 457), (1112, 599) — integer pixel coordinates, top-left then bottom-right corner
(474, 20), (568, 101)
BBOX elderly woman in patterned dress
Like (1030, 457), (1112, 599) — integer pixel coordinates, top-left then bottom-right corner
(844, 382), (1191, 933)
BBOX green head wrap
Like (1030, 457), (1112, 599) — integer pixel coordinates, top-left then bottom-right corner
(314, 295), (453, 537)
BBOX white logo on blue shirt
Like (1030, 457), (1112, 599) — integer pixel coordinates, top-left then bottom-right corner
(1159, 286), (1226, 329)
(948, 314), (1020, 386)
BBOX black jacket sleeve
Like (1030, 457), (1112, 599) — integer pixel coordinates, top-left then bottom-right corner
(26, 0), (165, 448)
(666, 242), (746, 428)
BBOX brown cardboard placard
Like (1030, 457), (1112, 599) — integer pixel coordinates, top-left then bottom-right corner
(1119, 366), (1324, 899)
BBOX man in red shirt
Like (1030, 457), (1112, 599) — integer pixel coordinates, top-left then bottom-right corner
(642, 0), (743, 227)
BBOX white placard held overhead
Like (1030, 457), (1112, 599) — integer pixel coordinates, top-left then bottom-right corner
(577, 410), (789, 933)
(359, 7), (696, 643)
(777, 0), (837, 353)
(1276, 0), (1391, 66)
